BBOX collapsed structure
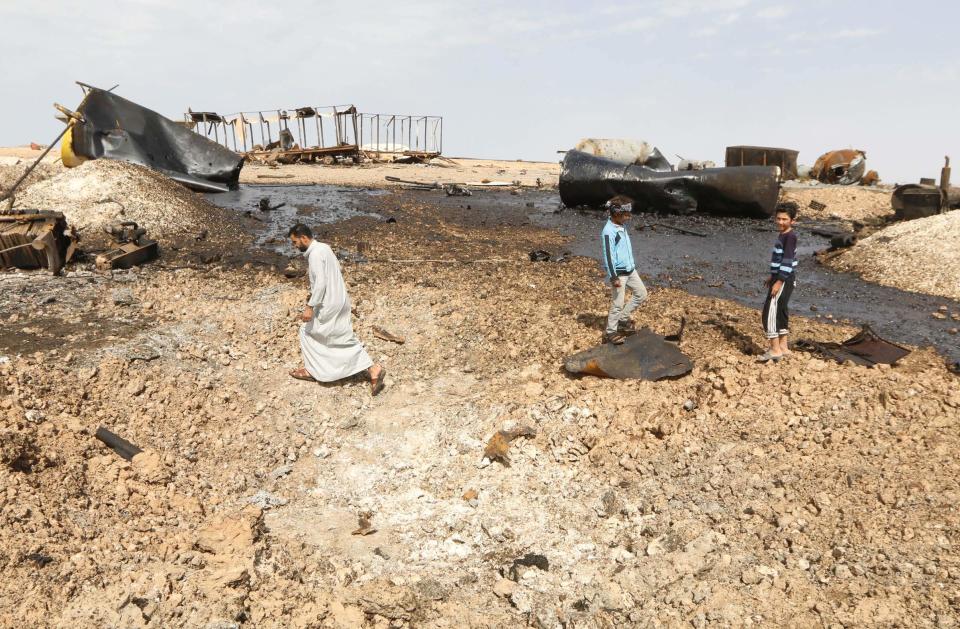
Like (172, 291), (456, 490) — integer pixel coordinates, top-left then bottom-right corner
(186, 104), (443, 165)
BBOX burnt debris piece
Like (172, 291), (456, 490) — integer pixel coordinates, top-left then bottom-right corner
(564, 327), (693, 380)
(810, 149), (871, 185)
(63, 83), (243, 192)
(573, 138), (673, 171)
(95, 221), (158, 271)
(0, 210), (78, 275)
(796, 325), (911, 366)
(892, 156), (960, 221)
(726, 146), (799, 180)
(559, 150), (781, 218)
(95, 426), (143, 461)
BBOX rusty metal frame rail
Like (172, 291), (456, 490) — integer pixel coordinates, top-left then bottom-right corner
(357, 113), (443, 157)
(185, 104), (442, 161)
(186, 104), (360, 159)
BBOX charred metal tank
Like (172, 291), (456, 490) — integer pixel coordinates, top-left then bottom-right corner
(559, 150), (781, 218)
(63, 85), (243, 192)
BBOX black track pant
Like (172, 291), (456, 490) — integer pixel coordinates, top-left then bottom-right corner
(761, 276), (794, 339)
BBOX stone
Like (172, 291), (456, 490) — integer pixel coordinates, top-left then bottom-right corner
(493, 578), (517, 598)
(112, 288), (135, 306)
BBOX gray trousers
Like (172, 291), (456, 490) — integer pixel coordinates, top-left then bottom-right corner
(606, 270), (648, 334)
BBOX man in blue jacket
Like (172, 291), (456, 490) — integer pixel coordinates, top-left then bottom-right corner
(600, 196), (647, 344)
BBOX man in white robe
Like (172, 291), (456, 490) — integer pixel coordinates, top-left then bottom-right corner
(287, 224), (385, 395)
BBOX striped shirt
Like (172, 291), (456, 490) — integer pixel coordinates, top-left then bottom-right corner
(770, 230), (798, 281)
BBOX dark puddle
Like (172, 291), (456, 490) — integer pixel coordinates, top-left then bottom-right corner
(206, 185), (385, 254)
(418, 188), (960, 365)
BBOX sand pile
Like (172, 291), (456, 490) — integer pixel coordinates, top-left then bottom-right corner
(780, 184), (893, 222)
(0, 159), (62, 195)
(832, 211), (960, 301)
(14, 160), (233, 238)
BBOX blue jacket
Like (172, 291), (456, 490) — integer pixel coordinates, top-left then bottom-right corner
(601, 219), (635, 280)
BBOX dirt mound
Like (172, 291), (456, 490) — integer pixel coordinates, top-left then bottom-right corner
(780, 184), (893, 222)
(13, 160), (234, 238)
(0, 159), (62, 196)
(832, 211), (960, 301)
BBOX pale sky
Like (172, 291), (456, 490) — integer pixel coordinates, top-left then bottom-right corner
(1, 1), (957, 183)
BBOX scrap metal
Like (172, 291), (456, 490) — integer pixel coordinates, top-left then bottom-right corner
(61, 83), (243, 192)
(892, 156), (960, 220)
(725, 146), (799, 180)
(810, 149), (869, 185)
(559, 150), (781, 217)
(186, 104), (443, 164)
(573, 138), (673, 170)
(95, 221), (158, 271)
(564, 327), (693, 380)
(796, 325), (911, 366)
(0, 210), (78, 275)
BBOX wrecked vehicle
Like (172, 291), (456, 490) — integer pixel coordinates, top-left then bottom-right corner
(891, 156), (960, 220)
(810, 149), (870, 185)
(0, 210), (78, 275)
(725, 146), (799, 180)
(573, 138), (673, 170)
(61, 83), (243, 192)
(559, 150), (781, 217)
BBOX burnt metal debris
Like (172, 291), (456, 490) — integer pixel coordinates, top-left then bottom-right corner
(95, 221), (158, 271)
(892, 156), (960, 221)
(186, 104), (443, 164)
(0, 210), (78, 275)
(573, 138), (673, 171)
(810, 149), (870, 185)
(559, 150), (781, 217)
(564, 327), (693, 380)
(725, 146), (799, 180)
(795, 325), (911, 366)
(95, 426), (143, 461)
(62, 83), (243, 193)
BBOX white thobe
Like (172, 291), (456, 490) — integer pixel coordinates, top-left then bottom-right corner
(298, 240), (373, 381)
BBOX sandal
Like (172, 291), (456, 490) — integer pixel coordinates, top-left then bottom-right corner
(370, 366), (386, 396)
(755, 352), (782, 363)
(602, 332), (626, 345)
(289, 368), (316, 381)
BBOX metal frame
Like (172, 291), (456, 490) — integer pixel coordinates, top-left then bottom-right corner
(186, 104), (442, 161)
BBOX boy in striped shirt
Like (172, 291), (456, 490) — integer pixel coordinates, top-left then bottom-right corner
(759, 203), (798, 362)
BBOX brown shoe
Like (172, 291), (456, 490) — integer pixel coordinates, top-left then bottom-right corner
(617, 319), (636, 333)
(602, 332), (625, 345)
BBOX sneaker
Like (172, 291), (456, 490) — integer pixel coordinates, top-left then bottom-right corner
(755, 351), (782, 363)
(617, 319), (636, 333)
(602, 332), (626, 345)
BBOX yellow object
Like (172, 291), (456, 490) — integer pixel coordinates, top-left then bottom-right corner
(60, 125), (87, 168)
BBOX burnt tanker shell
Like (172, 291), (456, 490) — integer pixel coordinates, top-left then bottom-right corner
(559, 150), (781, 218)
(70, 88), (243, 192)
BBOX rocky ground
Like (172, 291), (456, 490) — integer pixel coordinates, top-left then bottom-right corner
(2, 184), (960, 628)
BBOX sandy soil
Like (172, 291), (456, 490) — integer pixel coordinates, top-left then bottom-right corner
(240, 158), (561, 189)
(2, 179), (960, 627)
(780, 184), (895, 223)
